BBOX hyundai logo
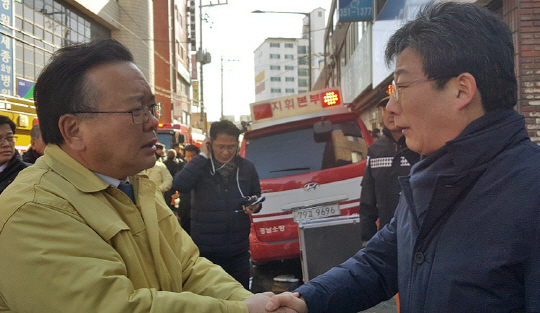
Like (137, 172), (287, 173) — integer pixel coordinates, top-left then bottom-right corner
(303, 182), (319, 191)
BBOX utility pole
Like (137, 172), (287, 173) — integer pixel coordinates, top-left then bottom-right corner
(198, 0), (227, 131)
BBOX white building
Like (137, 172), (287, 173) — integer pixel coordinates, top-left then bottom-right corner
(254, 8), (325, 102)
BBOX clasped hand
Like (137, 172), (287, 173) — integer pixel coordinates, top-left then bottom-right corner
(245, 292), (307, 313)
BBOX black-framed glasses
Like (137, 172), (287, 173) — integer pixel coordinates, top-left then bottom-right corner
(72, 103), (162, 124)
(0, 135), (16, 144)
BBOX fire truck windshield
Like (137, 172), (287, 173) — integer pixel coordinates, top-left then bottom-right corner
(245, 120), (367, 179)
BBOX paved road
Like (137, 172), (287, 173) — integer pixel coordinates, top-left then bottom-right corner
(249, 258), (398, 313)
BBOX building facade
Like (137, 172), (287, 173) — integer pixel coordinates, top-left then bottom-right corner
(254, 8), (325, 102)
(315, 0), (540, 143)
(1, 0), (193, 126)
(153, 0), (193, 125)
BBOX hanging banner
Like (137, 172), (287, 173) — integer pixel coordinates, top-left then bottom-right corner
(0, 0), (13, 95)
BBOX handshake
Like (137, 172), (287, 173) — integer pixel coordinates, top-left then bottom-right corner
(245, 292), (308, 313)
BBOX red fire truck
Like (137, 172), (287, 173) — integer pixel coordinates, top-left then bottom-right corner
(157, 123), (192, 151)
(241, 89), (373, 263)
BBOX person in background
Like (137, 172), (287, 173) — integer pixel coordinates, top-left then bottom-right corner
(163, 149), (182, 215)
(265, 2), (540, 312)
(154, 143), (165, 162)
(370, 128), (381, 141)
(175, 144), (200, 234)
(22, 124), (46, 164)
(360, 96), (419, 244)
(0, 116), (27, 194)
(0, 39), (288, 313)
(183, 144), (199, 163)
(172, 142), (185, 162)
(173, 121), (261, 289)
(142, 159), (173, 194)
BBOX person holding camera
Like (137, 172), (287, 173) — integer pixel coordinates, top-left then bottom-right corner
(172, 120), (262, 289)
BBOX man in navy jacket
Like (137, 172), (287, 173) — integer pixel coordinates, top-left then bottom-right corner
(265, 2), (540, 313)
(173, 120), (261, 289)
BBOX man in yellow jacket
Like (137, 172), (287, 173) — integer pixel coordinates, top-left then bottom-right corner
(0, 39), (292, 313)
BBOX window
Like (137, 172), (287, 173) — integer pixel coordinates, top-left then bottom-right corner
(270, 43), (280, 48)
(298, 56), (308, 65)
(245, 120), (367, 179)
(298, 68), (308, 76)
(270, 77), (281, 82)
(285, 54), (294, 60)
(285, 88), (295, 93)
(298, 46), (307, 54)
(298, 89), (307, 94)
(298, 79), (308, 87)
(270, 65), (281, 70)
(271, 88), (281, 93)
(285, 43), (294, 48)
(270, 54), (280, 59)
(285, 65), (294, 70)
(286, 77), (294, 82)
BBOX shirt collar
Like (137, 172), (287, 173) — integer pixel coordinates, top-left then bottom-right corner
(93, 172), (130, 187)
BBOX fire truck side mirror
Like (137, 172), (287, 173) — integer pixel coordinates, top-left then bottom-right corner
(178, 134), (186, 144)
(313, 121), (333, 143)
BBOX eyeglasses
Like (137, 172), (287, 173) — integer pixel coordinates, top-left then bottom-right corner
(0, 136), (16, 144)
(213, 144), (238, 151)
(72, 103), (162, 124)
(388, 78), (451, 101)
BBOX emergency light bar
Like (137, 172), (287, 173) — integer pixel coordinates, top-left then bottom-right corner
(158, 123), (181, 129)
(250, 89), (343, 122)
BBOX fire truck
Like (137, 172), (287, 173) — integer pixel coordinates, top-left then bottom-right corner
(241, 89), (373, 263)
(157, 123), (192, 151)
(0, 95), (38, 153)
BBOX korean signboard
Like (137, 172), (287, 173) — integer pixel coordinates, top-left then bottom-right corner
(338, 0), (373, 22)
(0, 0), (13, 95)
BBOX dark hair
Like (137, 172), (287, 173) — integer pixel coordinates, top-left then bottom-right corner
(171, 142), (180, 149)
(209, 120), (240, 141)
(385, 2), (516, 111)
(34, 39), (134, 144)
(30, 124), (41, 140)
(184, 144), (200, 154)
(155, 143), (165, 150)
(0, 115), (16, 133)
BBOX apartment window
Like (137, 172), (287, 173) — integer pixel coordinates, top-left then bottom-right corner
(298, 68), (308, 76)
(270, 54), (280, 59)
(298, 89), (307, 94)
(271, 77), (281, 82)
(285, 77), (294, 82)
(298, 46), (307, 54)
(298, 56), (308, 65)
(285, 43), (294, 48)
(285, 88), (295, 93)
(285, 65), (294, 70)
(270, 65), (281, 70)
(270, 43), (280, 48)
(298, 79), (308, 87)
(285, 54), (294, 60)
(271, 88), (281, 93)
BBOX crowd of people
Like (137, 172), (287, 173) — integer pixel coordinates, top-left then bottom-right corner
(0, 2), (538, 313)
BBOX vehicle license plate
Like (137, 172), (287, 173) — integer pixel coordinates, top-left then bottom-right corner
(293, 204), (340, 222)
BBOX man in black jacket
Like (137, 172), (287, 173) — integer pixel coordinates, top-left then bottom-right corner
(172, 120), (261, 289)
(0, 116), (27, 194)
(360, 97), (419, 242)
